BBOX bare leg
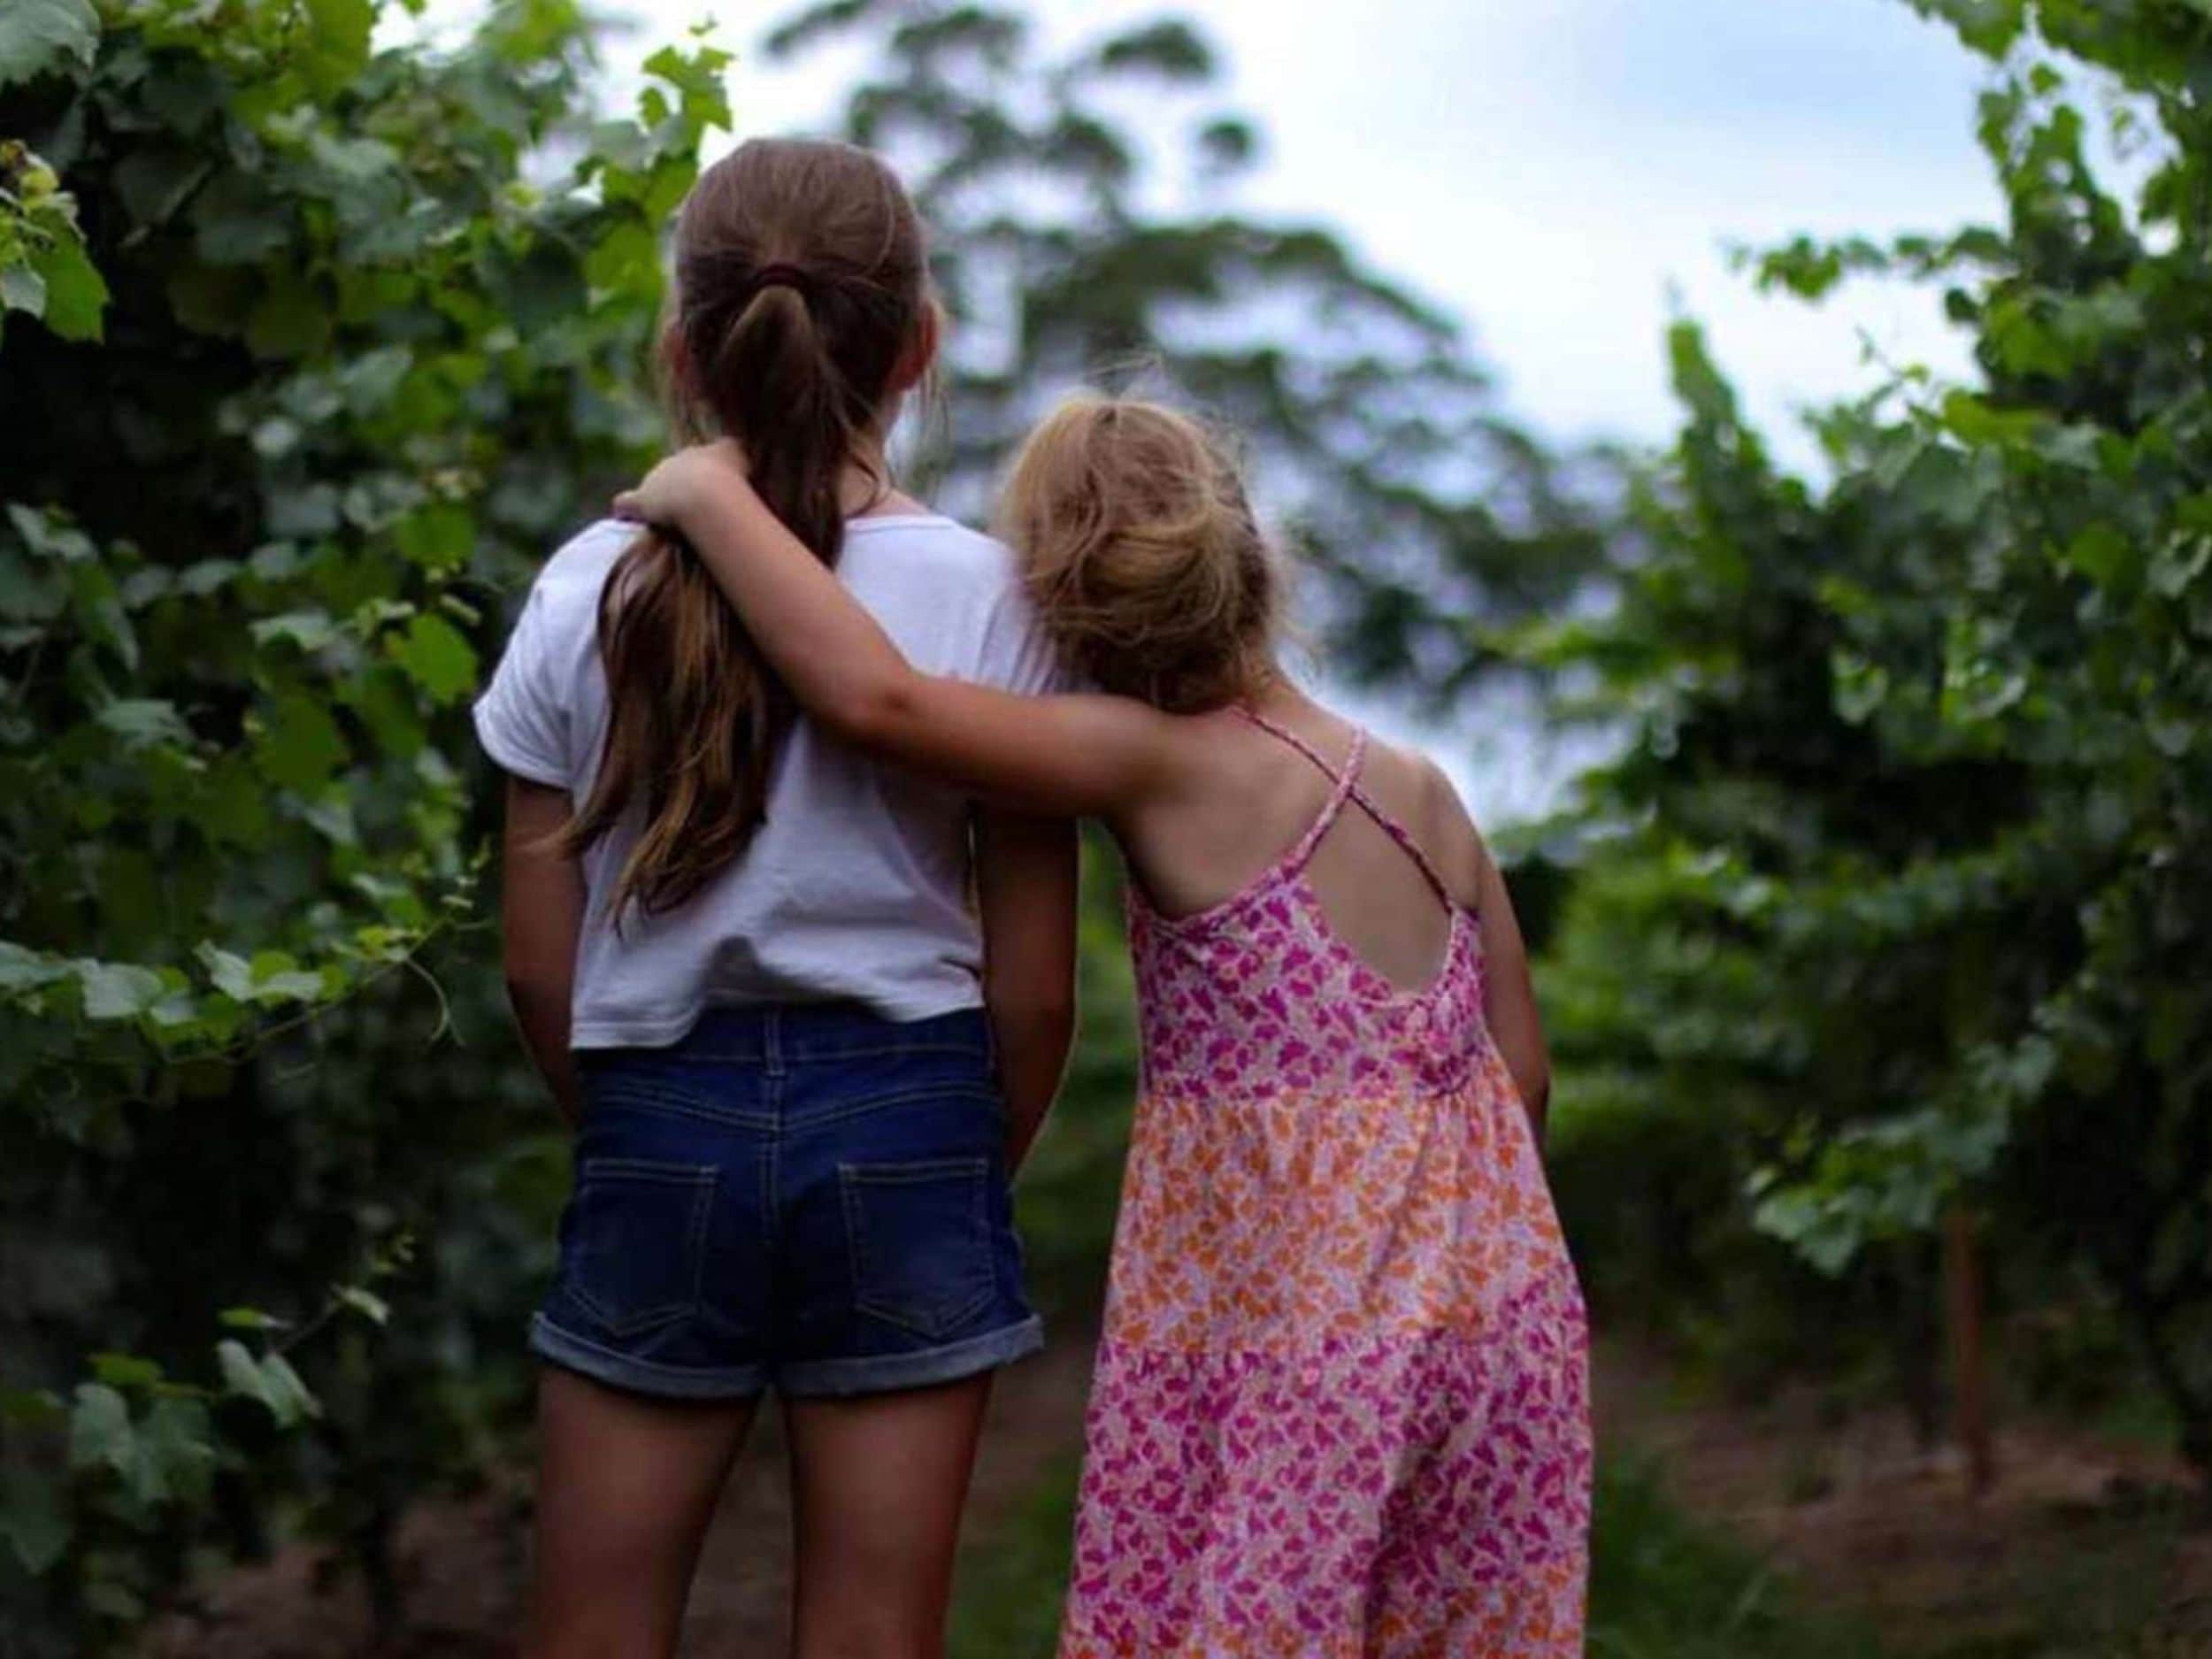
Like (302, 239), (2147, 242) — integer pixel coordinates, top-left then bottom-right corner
(522, 1366), (758, 1659)
(785, 1374), (995, 1659)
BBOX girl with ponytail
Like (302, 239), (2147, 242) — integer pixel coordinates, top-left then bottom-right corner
(473, 139), (1078, 1657)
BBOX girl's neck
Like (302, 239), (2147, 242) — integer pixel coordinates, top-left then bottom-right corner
(1240, 664), (1312, 724)
(837, 442), (926, 520)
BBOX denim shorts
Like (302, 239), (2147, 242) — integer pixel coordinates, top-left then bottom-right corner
(531, 1003), (1043, 1400)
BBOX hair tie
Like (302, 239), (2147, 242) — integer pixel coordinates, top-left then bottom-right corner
(746, 262), (815, 303)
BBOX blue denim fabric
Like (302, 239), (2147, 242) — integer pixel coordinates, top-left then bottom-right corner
(531, 1003), (1042, 1400)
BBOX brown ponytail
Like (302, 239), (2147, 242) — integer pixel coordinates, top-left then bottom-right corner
(563, 139), (932, 918)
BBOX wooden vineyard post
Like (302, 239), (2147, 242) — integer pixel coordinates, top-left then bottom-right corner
(1944, 1202), (1995, 1496)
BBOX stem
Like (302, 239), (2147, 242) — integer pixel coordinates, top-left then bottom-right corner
(1944, 1202), (1996, 1496)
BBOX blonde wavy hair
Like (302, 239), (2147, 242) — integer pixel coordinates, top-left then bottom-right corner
(995, 396), (1283, 711)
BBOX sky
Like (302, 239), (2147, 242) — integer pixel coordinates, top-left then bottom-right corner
(430, 0), (2012, 818)
(680, 0), (2003, 465)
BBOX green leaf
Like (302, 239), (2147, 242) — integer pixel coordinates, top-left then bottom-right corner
(68, 1383), (133, 1473)
(197, 945), (257, 1002)
(254, 1352), (317, 1427)
(334, 1285), (390, 1325)
(27, 234), (107, 342)
(115, 149), (206, 229)
(196, 762), (273, 848)
(390, 612), (477, 703)
(177, 558), (242, 595)
(95, 698), (193, 751)
(192, 171), (291, 264)
(248, 950), (325, 1002)
(393, 503), (474, 571)
(0, 1389), (65, 1427)
(88, 1353), (162, 1391)
(137, 1397), (214, 1506)
(245, 274), (332, 359)
(217, 1307), (285, 1332)
(303, 790), (358, 846)
(299, 0), (374, 94)
(78, 962), (165, 1020)
(250, 610), (338, 652)
(0, 941), (73, 992)
(582, 219), (657, 295)
(0, 1467), (67, 1577)
(0, 0), (97, 89)
(1, 265), (47, 319)
(215, 1338), (272, 1410)
(339, 345), (412, 413)
(254, 692), (347, 792)
(166, 262), (255, 335)
(83, 1578), (143, 1621)
(2062, 522), (2137, 590)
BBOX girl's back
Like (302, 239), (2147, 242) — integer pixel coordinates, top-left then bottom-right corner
(1124, 703), (1473, 993)
(484, 138), (1083, 1659)
(1073, 700), (1593, 1654)
(478, 511), (1059, 1046)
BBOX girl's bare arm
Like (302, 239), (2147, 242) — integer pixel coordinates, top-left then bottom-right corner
(975, 810), (1079, 1172)
(501, 777), (588, 1125)
(614, 446), (1177, 822)
(1472, 841), (1551, 1141)
(1422, 765), (1551, 1139)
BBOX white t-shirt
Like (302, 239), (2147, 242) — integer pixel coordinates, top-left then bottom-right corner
(472, 514), (1064, 1048)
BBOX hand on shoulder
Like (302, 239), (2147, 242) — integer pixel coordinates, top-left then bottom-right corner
(612, 438), (753, 529)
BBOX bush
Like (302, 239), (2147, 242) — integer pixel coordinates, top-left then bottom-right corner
(0, 2), (723, 1645)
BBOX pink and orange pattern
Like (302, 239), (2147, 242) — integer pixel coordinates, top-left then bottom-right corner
(1059, 717), (1592, 1658)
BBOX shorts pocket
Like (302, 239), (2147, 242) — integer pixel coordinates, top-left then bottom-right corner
(563, 1157), (717, 1340)
(840, 1157), (995, 1341)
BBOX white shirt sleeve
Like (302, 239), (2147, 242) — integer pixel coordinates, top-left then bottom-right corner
(968, 564), (1070, 697)
(472, 576), (572, 787)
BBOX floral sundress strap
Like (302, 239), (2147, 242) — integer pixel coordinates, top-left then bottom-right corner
(1233, 705), (1455, 906)
(1234, 706), (1369, 872)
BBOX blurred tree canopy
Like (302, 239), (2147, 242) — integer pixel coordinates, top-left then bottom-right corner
(1533, 0), (2212, 1484)
(764, 0), (1613, 697)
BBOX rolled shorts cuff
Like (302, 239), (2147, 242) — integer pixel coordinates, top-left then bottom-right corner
(529, 1314), (769, 1401)
(777, 1314), (1046, 1399)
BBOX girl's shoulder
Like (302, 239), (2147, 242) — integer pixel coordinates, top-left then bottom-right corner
(530, 517), (636, 610)
(840, 512), (1020, 586)
(1338, 723), (1488, 910)
(495, 518), (638, 696)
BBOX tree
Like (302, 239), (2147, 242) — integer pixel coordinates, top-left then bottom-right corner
(0, 2), (725, 1645)
(1535, 0), (2212, 1486)
(761, 0), (1610, 700)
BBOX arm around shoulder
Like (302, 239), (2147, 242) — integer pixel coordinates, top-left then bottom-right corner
(619, 457), (1183, 820)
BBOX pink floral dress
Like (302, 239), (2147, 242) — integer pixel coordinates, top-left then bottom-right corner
(1059, 711), (1592, 1658)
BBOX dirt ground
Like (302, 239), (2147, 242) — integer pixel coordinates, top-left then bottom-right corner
(1594, 1340), (2212, 1655)
(142, 1333), (2212, 1656)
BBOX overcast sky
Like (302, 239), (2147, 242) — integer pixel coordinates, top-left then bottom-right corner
(675, 0), (2001, 466)
(656, 0), (2004, 813)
